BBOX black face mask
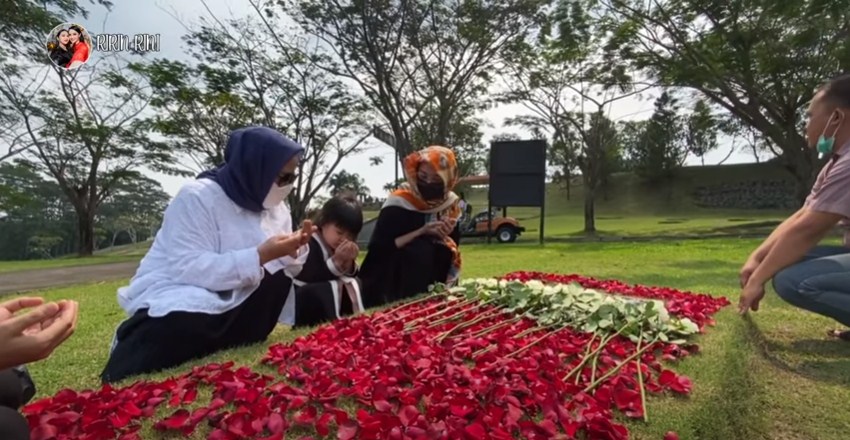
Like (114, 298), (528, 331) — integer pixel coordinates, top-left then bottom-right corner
(417, 180), (445, 201)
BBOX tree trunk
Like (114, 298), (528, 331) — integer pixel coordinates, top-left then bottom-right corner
(290, 199), (308, 226)
(780, 140), (818, 207)
(77, 210), (95, 256)
(583, 183), (596, 234)
(565, 169), (571, 200)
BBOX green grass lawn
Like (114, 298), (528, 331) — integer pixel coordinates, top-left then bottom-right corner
(19, 239), (850, 440)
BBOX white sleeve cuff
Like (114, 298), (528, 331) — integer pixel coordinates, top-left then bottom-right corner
(281, 243), (310, 278)
(237, 247), (265, 284)
(326, 257), (344, 277)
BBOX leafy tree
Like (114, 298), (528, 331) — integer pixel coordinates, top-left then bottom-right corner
(328, 170), (369, 198)
(0, 0), (112, 162)
(603, 0), (850, 203)
(0, 161), (168, 258)
(410, 104), (488, 177)
(383, 178), (406, 192)
(1, 59), (177, 256)
(281, 0), (550, 160)
(98, 176), (169, 246)
(501, 0), (639, 233)
(686, 99), (719, 165)
(0, 161), (76, 259)
(628, 91), (686, 183)
(491, 133), (523, 142)
(142, 3), (371, 223)
(134, 60), (256, 174)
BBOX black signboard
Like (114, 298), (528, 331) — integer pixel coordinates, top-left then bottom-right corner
(487, 140), (547, 244)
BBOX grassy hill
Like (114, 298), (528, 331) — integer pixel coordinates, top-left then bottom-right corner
(455, 162), (795, 240)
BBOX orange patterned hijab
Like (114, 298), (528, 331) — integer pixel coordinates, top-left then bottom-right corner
(384, 146), (462, 285)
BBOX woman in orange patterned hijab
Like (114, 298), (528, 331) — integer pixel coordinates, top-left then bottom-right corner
(359, 146), (464, 307)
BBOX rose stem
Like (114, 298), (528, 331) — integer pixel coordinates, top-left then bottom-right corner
(433, 308), (502, 343)
(383, 295), (456, 326)
(377, 291), (448, 321)
(505, 325), (569, 358)
(581, 336), (659, 394)
(590, 342), (601, 384)
(403, 298), (478, 330)
(467, 316), (522, 339)
(635, 335), (648, 423)
(423, 300), (495, 331)
(472, 321), (558, 358)
(564, 323), (630, 383)
(513, 325), (548, 340)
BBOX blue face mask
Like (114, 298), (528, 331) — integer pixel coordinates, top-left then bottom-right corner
(817, 110), (844, 159)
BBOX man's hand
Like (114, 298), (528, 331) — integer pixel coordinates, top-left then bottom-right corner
(739, 256), (760, 288)
(738, 282), (767, 315)
(0, 297), (78, 370)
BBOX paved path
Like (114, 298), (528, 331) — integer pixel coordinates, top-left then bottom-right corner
(0, 261), (139, 295)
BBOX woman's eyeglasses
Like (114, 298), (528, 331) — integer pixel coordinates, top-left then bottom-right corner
(277, 172), (297, 186)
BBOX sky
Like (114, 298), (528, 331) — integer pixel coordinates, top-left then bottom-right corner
(48, 0), (761, 199)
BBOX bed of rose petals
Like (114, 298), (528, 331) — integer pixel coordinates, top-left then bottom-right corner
(22, 273), (729, 439)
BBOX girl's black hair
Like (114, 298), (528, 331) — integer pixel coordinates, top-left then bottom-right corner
(317, 194), (364, 235)
(823, 74), (850, 108)
(56, 28), (68, 38)
(68, 25), (84, 35)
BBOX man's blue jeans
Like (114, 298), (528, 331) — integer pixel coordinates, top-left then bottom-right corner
(772, 245), (850, 327)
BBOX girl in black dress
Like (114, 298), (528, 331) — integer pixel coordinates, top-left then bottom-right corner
(359, 146), (463, 307)
(281, 194), (365, 327)
(48, 28), (72, 67)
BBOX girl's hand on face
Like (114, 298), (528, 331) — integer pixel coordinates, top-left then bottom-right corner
(336, 240), (359, 261)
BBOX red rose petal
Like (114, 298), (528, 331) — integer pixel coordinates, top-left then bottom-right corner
(399, 405), (419, 426)
(154, 408), (190, 431)
(30, 424), (58, 440)
(338, 420), (358, 440)
(316, 412), (334, 436)
(464, 422), (486, 438)
(268, 412), (286, 434)
(373, 399), (393, 412)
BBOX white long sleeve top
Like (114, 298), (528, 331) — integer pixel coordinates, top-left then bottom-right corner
(116, 178), (308, 318)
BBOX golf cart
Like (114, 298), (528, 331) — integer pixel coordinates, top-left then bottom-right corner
(460, 209), (525, 243)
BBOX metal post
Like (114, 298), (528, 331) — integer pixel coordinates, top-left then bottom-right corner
(487, 198), (493, 244)
(395, 149), (399, 184)
(540, 183), (546, 245)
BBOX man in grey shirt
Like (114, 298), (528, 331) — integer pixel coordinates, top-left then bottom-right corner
(739, 74), (850, 340)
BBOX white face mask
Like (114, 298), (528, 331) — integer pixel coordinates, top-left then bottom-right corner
(263, 183), (293, 209)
